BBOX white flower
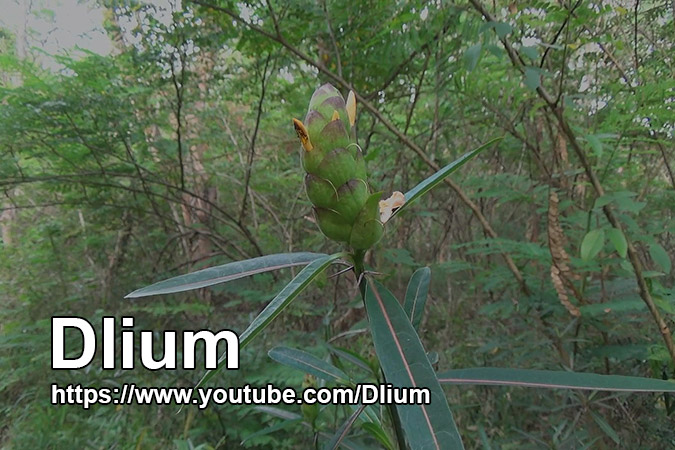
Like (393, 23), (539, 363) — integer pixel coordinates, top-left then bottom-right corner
(379, 191), (406, 223)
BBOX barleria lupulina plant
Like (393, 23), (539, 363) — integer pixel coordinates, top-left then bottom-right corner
(126, 84), (675, 450)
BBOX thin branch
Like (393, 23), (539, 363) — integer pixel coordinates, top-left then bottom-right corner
(365, 16), (457, 100)
(657, 142), (675, 189)
(239, 53), (272, 223)
(321, 0), (342, 79)
(170, 47), (186, 191)
(3, 171), (263, 256)
(634, 0), (640, 73)
(539, 0), (582, 69)
(404, 51), (429, 135)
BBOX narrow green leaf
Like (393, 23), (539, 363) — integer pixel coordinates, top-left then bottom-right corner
(649, 243), (671, 273)
(323, 405), (366, 450)
(269, 347), (350, 384)
(580, 228), (605, 261)
(437, 367), (675, 392)
(606, 228), (627, 258)
(348, 404), (381, 428)
(241, 418), (303, 444)
(319, 436), (366, 450)
(404, 267), (431, 330)
(478, 426), (492, 450)
(365, 279), (464, 450)
(195, 253), (344, 389)
(254, 407), (366, 450)
(360, 422), (396, 450)
(125, 252), (328, 298)
(327, 345), (375, 375)
(590, 411), (620, 445)
(464, 43), (482, 71)
(255, 405), (301, 421)
(392, 137), (501, 220)
(322, 347), (383, 427)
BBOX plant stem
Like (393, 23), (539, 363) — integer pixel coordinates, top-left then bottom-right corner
(352, 249), (367, 300)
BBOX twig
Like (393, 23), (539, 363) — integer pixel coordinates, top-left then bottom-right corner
(239, 54), (272, 222)
(321, 0), (342, 79)
(169, 47), (186, 191)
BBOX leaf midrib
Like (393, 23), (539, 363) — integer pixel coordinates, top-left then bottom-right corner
(368, 278), (441, 450)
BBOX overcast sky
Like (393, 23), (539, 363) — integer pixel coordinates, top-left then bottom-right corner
(1, 0), (114, 66)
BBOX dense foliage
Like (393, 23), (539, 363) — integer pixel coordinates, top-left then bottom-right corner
(1, 0), (673, 448)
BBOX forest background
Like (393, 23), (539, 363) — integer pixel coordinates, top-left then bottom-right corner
(0, 0), (673, 448)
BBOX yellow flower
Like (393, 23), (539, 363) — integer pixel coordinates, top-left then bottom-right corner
(292, 118), (313, 151)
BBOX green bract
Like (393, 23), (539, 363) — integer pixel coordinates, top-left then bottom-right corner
(294, 84), (383, 250)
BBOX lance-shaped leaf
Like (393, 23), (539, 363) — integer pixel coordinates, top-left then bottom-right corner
(269, 346), (381, 428)
(364, 279), (464, 450)
(255, 405), (302, 421)
(254, 406), (367, 450)
(269, 346), (350, 384)
(360, 422), (396, 450)
(195, 253), (345, 389)
(241, 418), (303, 444)
(404, 267), (431, 330)
(125, 252), (328, 298)
(391, 137), (502, 220)
(327, 345), (375, 375)
(323, 404), (366, 450)
(437, 367), (675, 392)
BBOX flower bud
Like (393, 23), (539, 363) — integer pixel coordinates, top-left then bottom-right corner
(293, 84), (383, 250)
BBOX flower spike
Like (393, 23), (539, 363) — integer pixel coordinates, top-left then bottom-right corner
(294, 84), (383, 249)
